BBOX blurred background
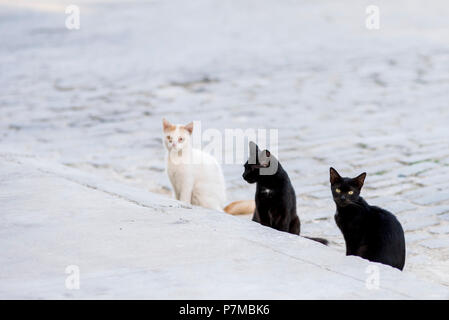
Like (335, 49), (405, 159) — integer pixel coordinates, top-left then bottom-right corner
(1, 0), (449, 287)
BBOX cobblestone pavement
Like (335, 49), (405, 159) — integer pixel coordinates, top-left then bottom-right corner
(1, 0), (449, 286)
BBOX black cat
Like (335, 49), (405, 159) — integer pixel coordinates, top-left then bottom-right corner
(329, 167), (406, 270)
(242, 142), (328, 245)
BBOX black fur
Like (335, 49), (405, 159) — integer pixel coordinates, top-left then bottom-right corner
(330, 167), (406, 270)
(242, 142), (328, 245)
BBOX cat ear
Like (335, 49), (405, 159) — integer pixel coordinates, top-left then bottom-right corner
(249, 141), (260, 155)
(162, 118), (172, 131)
(184, 122), (194, 135)
(259, 149), (271, 167)
(249, 141), (259, 151)
(248, 141), (259, 164)
(353, 172), (367, 189)
(330, 167), (342, 184)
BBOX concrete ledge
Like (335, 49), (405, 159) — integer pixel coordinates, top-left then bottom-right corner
(1, 153), (448, 299)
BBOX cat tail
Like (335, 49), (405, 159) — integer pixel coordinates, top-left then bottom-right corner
(304, 237), (329, 246)
(223, 200), (255, 215)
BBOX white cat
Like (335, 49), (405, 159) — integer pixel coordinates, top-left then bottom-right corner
(162, 118), (227, 211)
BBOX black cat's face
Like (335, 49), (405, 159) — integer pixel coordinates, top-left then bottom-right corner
(242, 142), (273, 184)
(242, 161), (260, 184)
(329, 167), (366, 207)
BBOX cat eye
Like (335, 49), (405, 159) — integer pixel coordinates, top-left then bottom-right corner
(348, 191), (354, 195)
(178, 137), (183, 142)
(166, 136), (171, 140)
(336, 189), (341, 193)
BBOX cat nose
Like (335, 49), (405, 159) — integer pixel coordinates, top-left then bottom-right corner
(340, 196), (346, 201)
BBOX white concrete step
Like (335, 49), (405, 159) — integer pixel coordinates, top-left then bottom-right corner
(0, 153), (448, 299)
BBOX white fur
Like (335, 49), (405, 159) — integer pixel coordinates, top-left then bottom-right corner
(163, 121), (226, 211)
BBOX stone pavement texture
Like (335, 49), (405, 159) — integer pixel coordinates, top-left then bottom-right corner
(0, 155), (448, 299)
(1, 0), (449, 290)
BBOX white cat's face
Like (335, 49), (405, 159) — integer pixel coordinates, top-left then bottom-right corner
(162, 119), (193, 152)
